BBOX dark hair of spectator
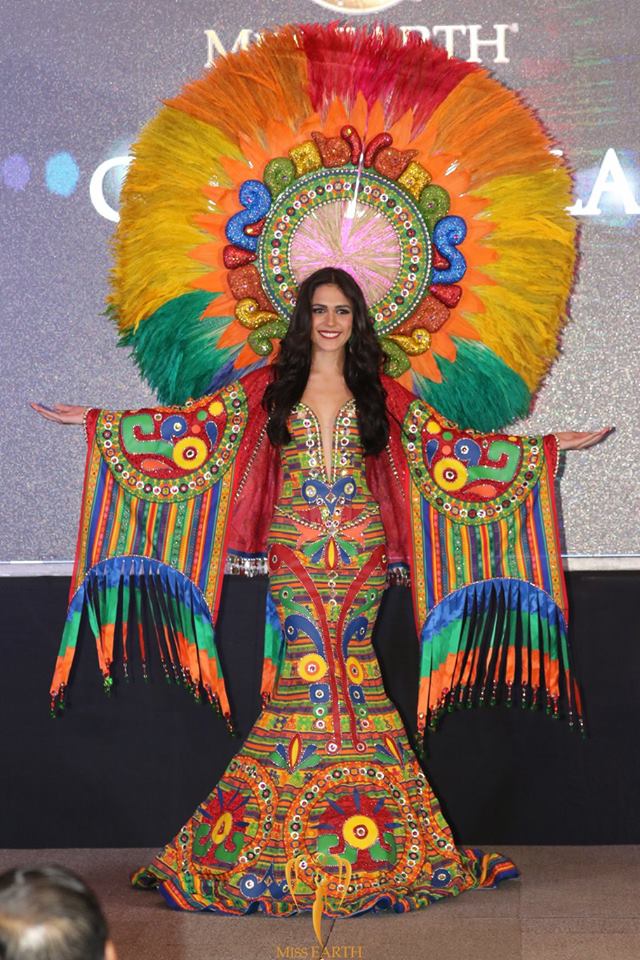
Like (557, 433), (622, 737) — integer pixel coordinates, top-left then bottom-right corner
(0, 865), (108, 960)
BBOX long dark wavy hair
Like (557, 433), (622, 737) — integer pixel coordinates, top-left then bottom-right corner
(262, 267), (389, 455)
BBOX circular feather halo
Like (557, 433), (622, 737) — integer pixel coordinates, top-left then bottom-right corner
(110, 21), (577, 431)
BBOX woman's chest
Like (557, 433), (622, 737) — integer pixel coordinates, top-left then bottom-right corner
(269, 401), (384, 560)
(282, 399), (362, 486)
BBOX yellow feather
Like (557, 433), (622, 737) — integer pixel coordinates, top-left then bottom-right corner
(108, 22), (578, 421)
(464, 169), (577, 386)
(110, 28), (315, 335)
(110, 110), (242, 333)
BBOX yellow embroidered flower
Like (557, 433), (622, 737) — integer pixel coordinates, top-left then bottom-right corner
(298, 654), (328, 682)
(433, 456), (468, 492)
(342, 814), (379, 850)
(210, 811), (233, 845)
(173, 436), (208, 469)
(345, 656), (364, 684)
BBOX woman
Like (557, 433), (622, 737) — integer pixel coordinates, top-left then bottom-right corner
(32, 267), (609, 932)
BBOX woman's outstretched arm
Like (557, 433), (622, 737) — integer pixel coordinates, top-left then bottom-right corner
(556, 427), (613, 450)
(30, 402), (89, 424)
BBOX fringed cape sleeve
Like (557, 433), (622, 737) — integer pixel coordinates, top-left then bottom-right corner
(379, 376), (583, 740)
(50, 367), (274, 730)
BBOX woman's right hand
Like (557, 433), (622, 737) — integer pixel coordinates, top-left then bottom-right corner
(30, 402), (90, 425)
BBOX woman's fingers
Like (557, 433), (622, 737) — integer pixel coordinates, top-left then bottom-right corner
(30, 402), (87, 424)
(556, 427), (614, 450)
(30, 402), (61, 421)
(31, 406), (68, 423)
(576, 428), (611, 448)
(581, 427), (614, 448)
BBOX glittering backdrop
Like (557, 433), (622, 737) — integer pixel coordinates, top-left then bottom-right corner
(0, 0), (638, 565)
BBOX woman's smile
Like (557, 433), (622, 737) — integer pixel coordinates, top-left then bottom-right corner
(310, 283), (354, 354)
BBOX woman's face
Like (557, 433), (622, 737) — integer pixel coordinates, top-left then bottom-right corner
(309, 283), (353, 356)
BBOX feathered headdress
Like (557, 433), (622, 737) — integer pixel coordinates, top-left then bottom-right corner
(110, 22), (577, 431)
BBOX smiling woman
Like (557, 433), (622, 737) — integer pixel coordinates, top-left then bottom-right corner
(296, 281), (352, 351)
(33, 266), (606, 941)
(125, 267), (529, 928)
(29, 21), (612, 945)
(263, 269), (391, 472)
(271, 275), (359, 482)
(310, 285), (353, 343)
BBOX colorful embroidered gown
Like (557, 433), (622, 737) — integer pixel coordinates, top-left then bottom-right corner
(131, 398), (518, 915)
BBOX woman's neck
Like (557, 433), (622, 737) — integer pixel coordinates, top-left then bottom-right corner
(302, 348), (353, 408)
(308, 347), (346, 381)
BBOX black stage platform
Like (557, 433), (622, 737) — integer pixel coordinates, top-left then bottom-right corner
(1, 571), (638, 847)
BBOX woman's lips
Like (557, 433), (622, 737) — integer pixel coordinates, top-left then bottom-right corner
(318, 330), (341, 338)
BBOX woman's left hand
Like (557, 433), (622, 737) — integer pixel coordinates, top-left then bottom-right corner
(555, 427), (614, 450)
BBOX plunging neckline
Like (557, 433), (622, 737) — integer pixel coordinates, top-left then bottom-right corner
(297, 397), (355, 485)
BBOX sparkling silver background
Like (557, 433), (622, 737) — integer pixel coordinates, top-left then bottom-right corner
(1, 0), (638, 564)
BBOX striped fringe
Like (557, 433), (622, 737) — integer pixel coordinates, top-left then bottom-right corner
(417, 577), (583, 739)
(50, 556), (234, 731)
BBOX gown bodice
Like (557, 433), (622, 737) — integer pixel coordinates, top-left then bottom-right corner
(268, 400), (386, 598)
(281, 398), (361, 486)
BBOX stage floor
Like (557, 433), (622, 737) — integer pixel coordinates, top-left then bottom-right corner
(1, 847), (639, 959)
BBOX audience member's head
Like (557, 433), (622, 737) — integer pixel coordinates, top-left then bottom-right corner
(0, 865), (116, 960)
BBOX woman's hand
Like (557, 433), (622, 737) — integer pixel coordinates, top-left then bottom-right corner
(556, 427), (613, 450)
(30, 402), (90, 425)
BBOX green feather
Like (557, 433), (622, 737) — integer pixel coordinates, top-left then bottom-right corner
(117, 291), (240, 405)
(414, 338), (531, 432)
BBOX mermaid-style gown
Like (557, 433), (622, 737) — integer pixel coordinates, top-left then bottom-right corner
(132, 400), (518, 914)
